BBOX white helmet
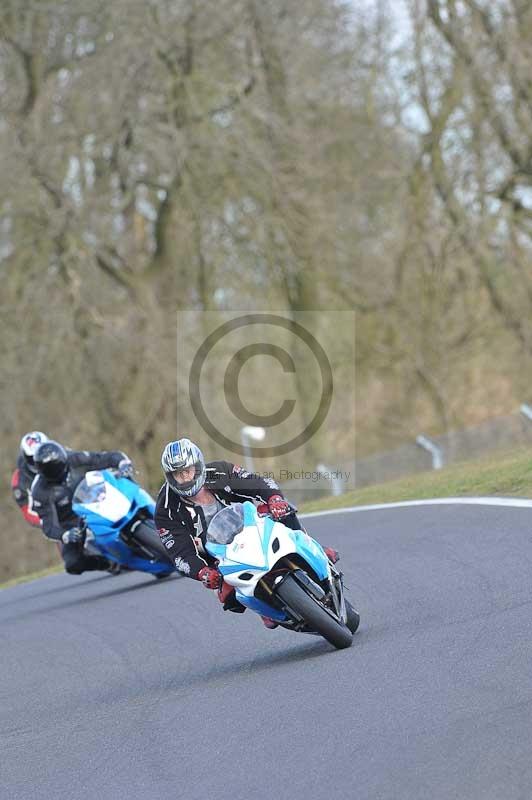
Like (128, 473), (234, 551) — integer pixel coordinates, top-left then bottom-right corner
(161, 438), (206, 498)
(20, 431), (49, 473)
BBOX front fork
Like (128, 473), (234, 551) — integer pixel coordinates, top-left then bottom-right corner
(272, 560), (347, 627)
(328, 564), (347, 623)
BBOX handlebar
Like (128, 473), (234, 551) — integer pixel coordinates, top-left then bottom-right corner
(109, 466), (137, 479)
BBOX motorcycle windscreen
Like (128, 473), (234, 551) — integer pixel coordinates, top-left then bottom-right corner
(73, 471), (131, 523)
(207, 503), (245, 545)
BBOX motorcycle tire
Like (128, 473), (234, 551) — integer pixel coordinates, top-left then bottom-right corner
(130, 520), (173, 565)
(275, 573), (353, 650)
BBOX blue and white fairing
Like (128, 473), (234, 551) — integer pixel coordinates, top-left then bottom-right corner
(72, 470), (168, 574)
(206, 501), (331, 622)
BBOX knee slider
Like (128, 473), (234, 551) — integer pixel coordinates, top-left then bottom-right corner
(65, 563), (84, 575)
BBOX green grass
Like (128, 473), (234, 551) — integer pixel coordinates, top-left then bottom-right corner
(301, 447), (532, 513)
(0, 564), (63, 591)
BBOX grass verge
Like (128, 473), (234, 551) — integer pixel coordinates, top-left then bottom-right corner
(0, 564), (63, 591)
(301, 447), (532, 514)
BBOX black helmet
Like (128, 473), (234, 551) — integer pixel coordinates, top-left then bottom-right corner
(34, 441), (68, 482)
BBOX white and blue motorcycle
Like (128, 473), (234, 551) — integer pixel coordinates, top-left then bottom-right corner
(72, 469), (174, 578)
(206, 502), (360, 649)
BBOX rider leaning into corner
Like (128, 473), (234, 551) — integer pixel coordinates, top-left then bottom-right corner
(31, 440), (133, 576)
(156, 438), (339, 628)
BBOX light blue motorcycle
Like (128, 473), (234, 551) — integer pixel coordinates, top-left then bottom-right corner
(206, 502), (360, 649)
(72, 469), (174, 578)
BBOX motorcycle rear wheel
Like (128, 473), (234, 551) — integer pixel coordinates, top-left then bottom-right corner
(275, 574), (353, 650)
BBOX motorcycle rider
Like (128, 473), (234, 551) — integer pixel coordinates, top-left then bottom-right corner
(11, 431), (50, 528)
(155, 438), (339, 627)
(31, 440), (133, 575)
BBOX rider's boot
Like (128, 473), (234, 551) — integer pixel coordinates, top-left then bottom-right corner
(261, 616), (279, 629)
(218, 580), (235, 605)
(106, 561), (122, 575)
(323, 546), (339, 564)
(218, 580), (246, 613)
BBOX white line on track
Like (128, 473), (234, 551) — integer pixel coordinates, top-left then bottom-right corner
(301, 496), (532, 519)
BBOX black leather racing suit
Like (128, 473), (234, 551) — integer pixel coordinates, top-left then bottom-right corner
(31, 450), (126, 574)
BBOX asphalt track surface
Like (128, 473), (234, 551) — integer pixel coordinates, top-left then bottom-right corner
(2, 502), (532, 800)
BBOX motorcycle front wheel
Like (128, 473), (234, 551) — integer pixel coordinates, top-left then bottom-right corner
(275, 574), (353, 650)
(130, 521), (173, 566)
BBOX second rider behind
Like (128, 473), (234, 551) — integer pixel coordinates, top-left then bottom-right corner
(31, 441), (133, 575)
(156, 438), (339, 626)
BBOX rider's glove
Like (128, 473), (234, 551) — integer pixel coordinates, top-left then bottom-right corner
(62, 526), (86, 546)
(267, 494), (290, 521)
(198, 566), (221, 590)
(117, 458), (134, 477)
